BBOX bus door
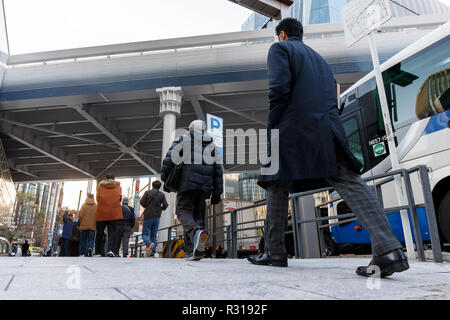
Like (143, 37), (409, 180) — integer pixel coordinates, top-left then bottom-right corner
(340, 109), (369, 172)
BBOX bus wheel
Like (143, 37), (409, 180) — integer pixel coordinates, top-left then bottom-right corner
(324, 233), (338, 256)
(438, 191), (450, 243)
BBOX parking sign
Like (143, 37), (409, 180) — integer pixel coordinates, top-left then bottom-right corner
(206, 113), (223, 159)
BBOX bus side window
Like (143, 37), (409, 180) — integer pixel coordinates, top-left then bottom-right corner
(383, 37), (450, 124)
(336, 201), (352, 227)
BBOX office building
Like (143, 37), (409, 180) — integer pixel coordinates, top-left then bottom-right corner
(241, 0), (450, 30)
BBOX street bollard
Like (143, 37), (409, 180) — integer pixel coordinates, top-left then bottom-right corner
(231, 211), (238, 259)
(212, 206), (217, 258)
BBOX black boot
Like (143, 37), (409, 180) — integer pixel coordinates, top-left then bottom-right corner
(356, 248), (409, 278)
(247, 251), (288, 267)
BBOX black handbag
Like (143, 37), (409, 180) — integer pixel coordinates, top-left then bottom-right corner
(164, 164), (183, 192)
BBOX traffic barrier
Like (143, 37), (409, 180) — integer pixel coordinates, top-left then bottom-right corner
(162, 239), (186, 258)
(157, 165), (442, 263)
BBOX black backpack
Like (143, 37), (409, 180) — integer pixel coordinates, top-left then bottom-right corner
(163, 163), (183, 192)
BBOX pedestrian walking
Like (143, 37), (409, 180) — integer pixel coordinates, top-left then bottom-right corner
(95, 173), (122, 257)
(161, 120), (223, 261)
(114, 197), (136, 257)
(16, 244), (22, 257)
(69, 210), (80, 256)
(21, 240), (30, 257)
(139, 180), (168, 257)
(248, 18), (408, 278)
(78, 193), (97, 257)
(60, 210), (74, 257)
(10, 244), (17, 256)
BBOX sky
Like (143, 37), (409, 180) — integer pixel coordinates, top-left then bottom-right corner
(3, 0), (254, 54)
(3, 0), (450, 54)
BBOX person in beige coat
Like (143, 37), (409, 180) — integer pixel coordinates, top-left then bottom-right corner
(78, 193), (97, 257)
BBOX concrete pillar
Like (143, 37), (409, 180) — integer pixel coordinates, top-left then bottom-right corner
(273, 1), (292, 30)
(156, 87), (183, 254)
(272, 1), (293, 43)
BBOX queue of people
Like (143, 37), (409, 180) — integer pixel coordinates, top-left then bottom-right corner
(54, 173), (168, 258)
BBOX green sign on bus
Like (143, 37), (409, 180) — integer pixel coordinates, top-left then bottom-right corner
(373, 142), (387, 157)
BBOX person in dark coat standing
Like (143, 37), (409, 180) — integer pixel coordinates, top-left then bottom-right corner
(248, 18), (408, 278)
(161, 120), (223, 261)
(139, 180), (168, 257)
(21, 240), (30, 257)
(69, 210), (80, 256)
(114, 197), (135, 257)
(60, 210), (74, 257)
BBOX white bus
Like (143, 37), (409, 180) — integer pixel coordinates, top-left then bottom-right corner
(329, 21), (450, 250)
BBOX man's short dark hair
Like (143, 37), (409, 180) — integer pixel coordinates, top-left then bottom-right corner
(106, 173), (115, 180)
(275, 18), (303, 40)
(152, 180), (162, 190)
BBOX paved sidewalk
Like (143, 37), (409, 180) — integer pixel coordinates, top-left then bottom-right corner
(1, 256), (449, 300)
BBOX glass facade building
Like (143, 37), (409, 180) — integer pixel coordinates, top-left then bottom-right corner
(13, 181), (63, 245)
(238, 173), (266, 202)
(221, 172), (267, 202)
(305, 0), (351, 24)
(241, 0), (450, 30)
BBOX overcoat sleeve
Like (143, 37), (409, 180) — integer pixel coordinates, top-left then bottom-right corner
(267, 43), (292, 130)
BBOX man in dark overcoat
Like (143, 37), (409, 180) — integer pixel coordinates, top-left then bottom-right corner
(249, 18), (409, 278)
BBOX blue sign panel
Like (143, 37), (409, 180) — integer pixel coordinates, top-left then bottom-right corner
(206, 113), (223, 159)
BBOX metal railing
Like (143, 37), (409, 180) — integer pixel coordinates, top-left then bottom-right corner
(142, 164), (442, 263)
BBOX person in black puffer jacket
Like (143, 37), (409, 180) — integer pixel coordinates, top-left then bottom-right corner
(161, 120), (223, 261)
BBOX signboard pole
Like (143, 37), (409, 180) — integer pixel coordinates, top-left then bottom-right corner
(368, 31), (415, 260)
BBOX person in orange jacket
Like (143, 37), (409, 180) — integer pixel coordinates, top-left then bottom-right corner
(95, 173), (122, 257)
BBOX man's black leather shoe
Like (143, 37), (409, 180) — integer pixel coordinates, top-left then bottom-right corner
(247, 251), (288, 267)
(356, 248), (409, 278)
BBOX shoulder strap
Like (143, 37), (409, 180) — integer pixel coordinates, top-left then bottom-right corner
(123, 205), (131, 214)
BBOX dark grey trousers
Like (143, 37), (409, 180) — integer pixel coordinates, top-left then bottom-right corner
(266, 148), (402, 257)
(176, 190), (208, 254)
(95, 220), (119, 256)
(114, 225), (132, 257)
